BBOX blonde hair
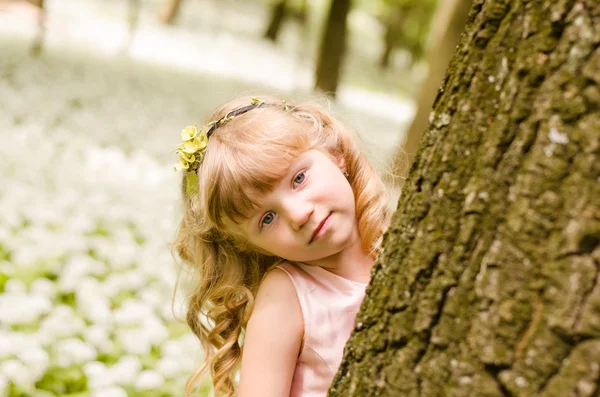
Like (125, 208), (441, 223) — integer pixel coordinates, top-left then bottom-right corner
(172, 96), (390, 396)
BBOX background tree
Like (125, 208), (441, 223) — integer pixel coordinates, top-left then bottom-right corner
(330, 0), (600, 395)
(314, 0), (352, 98)
(378, 0), (437, 69)
(387, 0), (472, 185)
(263, 0), (309, 42)
(124, 0), (141, 51)
(24, 0), (45, 56)
(264, 0), (289, 41)
(158, 0), (183, 24)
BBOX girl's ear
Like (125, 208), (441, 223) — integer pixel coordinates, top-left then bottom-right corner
(337, 156), (346, 172)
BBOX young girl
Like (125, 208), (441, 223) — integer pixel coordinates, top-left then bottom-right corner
(172, 96), (391, 397)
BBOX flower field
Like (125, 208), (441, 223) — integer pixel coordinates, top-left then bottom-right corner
(0, 43), (215, 396)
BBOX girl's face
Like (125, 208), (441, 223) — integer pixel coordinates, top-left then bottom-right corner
(230, 149), (360, 263)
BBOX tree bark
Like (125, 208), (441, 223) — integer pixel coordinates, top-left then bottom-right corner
(330, 0), (600, 395)
(314, 0), (351, 98)
(387, 0), (472, 185)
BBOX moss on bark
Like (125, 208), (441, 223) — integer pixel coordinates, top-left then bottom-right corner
(329, 0), (600, 395)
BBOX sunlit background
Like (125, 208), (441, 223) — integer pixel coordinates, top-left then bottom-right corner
(0, 0), (461, 395)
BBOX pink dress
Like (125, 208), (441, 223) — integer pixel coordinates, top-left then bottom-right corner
(276, 262), (367, 397)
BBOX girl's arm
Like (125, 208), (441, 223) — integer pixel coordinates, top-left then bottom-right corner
(239, 267), (303, 397)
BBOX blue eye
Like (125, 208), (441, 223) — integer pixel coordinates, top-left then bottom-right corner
(261, 212), (275, 227)
(293, 171), (306, 187)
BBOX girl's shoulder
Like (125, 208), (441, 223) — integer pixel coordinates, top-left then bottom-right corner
(250, 262), (304, 333)
(258, 262), (299, 303)
(254, 262), (306, 319)
(240, 263), (304, 395)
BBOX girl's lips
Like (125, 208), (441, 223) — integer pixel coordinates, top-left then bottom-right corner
(310, 213), (331, 243)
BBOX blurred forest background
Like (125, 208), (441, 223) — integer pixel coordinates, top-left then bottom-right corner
(0, 0), (470, 395)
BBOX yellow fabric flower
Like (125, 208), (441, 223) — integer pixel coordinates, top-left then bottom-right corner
(181, 125), (199, 141)
(174, 158), (189, 171)
(174, 125), (209, 174)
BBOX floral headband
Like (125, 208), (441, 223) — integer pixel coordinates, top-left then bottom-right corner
(174, 97), (290, 197)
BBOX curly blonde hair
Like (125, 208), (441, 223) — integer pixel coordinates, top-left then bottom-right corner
(171, 96), (390, 396)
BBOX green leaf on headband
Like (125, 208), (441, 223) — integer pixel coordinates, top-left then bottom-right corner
(186, 171), (199, 197)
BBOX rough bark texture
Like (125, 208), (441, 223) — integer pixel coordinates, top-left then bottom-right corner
(314, 0), (351, 98)
(330, 0), (600, 396)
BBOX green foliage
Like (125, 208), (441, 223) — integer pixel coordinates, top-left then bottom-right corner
(12, 256), (63, 288)
(0, 242), (10, 261)
(139, 345), (162, 369)
(0, 271), (9, 293)
(96, 345), (124, 366)
(111, 289), (137, 307)
(57, 291), (76, 307)
(89, 223), (111, 238)
(35, 366), (88, 396)
(121, 385), (182, 397)
(357, 0), (439, 62)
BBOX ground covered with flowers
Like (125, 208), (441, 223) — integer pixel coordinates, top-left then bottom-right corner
(0, 43), (223, 397)
(0, 1), (410, 395)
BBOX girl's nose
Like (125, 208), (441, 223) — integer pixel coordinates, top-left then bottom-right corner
(282, 199), (314, 231)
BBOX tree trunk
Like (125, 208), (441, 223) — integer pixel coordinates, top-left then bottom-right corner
(264, 0), (288, 41)
(387, 0), (472, 185)
(122, 0), (141, 51)
(29, 0), (45, 56)
(330, 0), (600, 395)
(314, 0), (351, 98)
(158, 0), (183, 24)
(379, 5), (410, 70)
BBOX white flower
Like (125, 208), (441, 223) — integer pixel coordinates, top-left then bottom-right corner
(161, 334), (203, 372)
(114, 299), (154, 326)
(135, 370), (164, 390)
(0, 330), (39, 359)
(0, 359), (35, 387)
(30, 277), (56, 298)
(143, 315), (169, 345)
(110, 355), (142, 386)
(0, 292), (52, 325)
(69, 212), (95, 235)
(3, 278), (26, 293)
(83, 325), (112, 353)
(0, 373), (7, 397)
(57, 256), (99, 293)
(107, 241), (137, 270)
(10, 248), (39, 267)
(84, 361), (114, 390)
(139, 287), (163, 307)
(38, 305), (86, 342)
(119, 271), (147, 292)
(91, 386), (128, 397)
(17, 346), (49, 381)
(156, 357), (181, 379)
(76, 279), (111, 324)
(100, 272), (125, 297)
(54, 338), (97, 367)
(116, 328), (151, 356)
